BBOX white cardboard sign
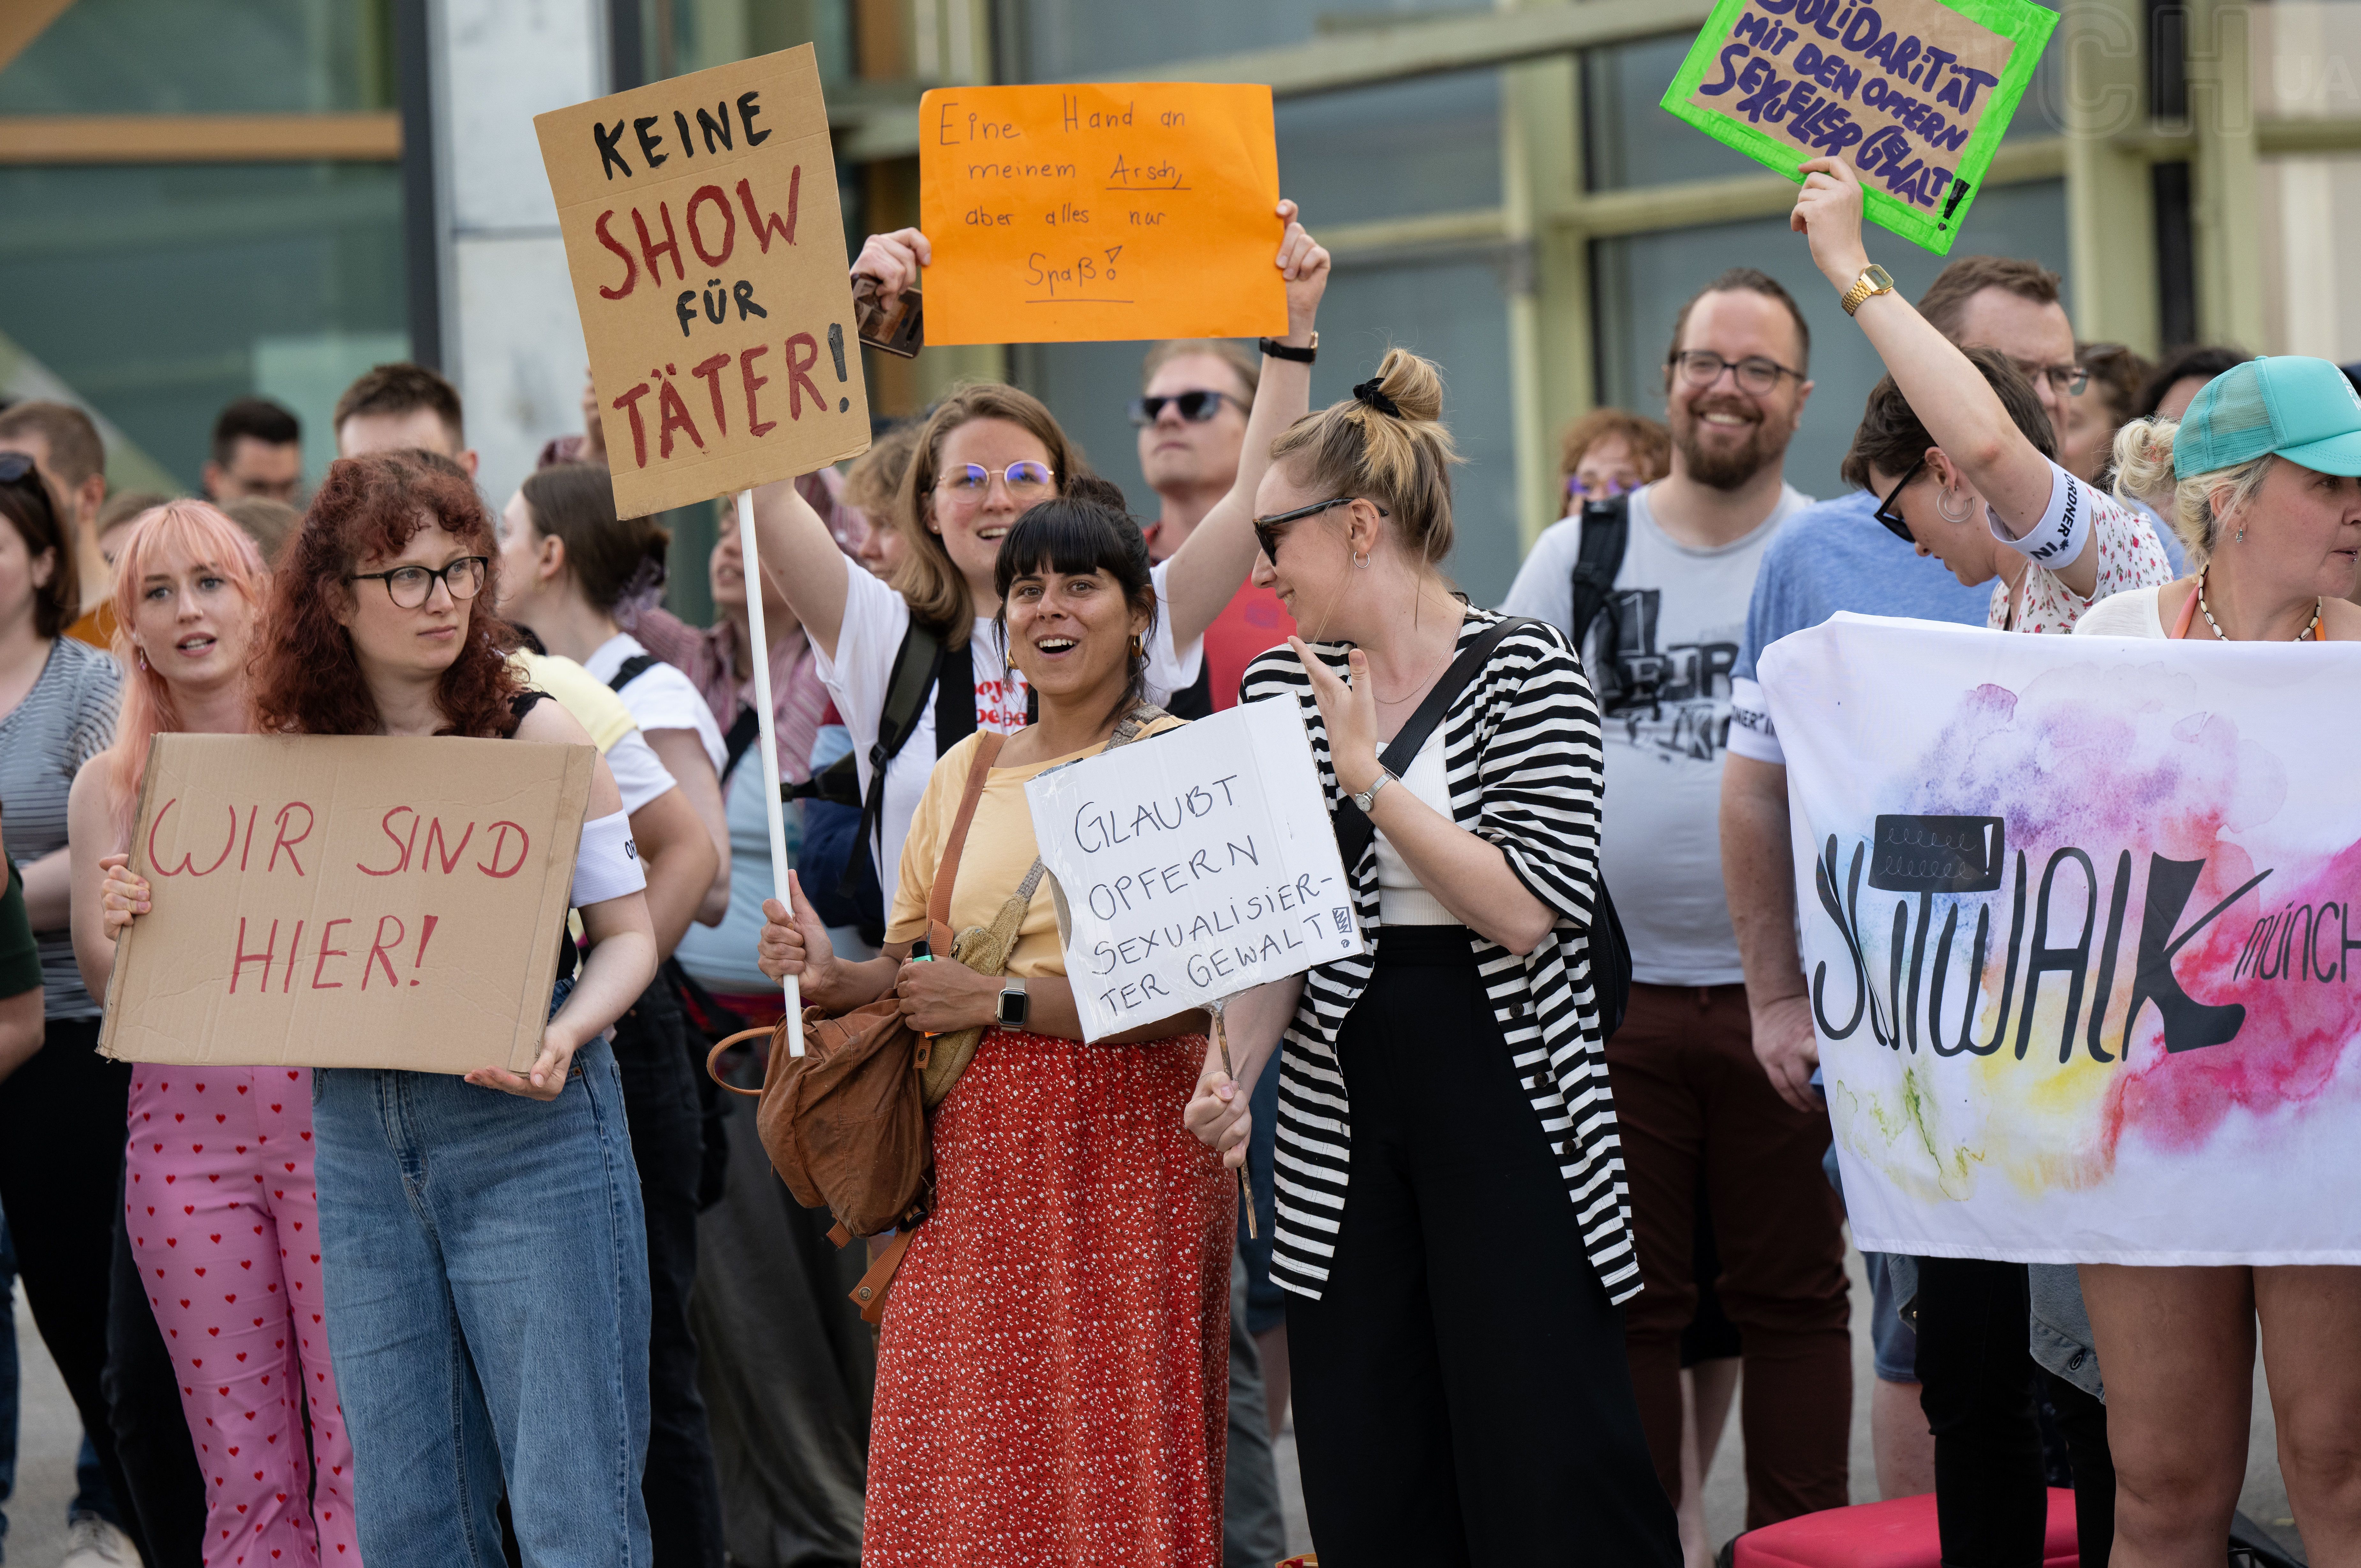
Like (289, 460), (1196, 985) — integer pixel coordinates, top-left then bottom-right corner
(1025, 700), (1366, 1042)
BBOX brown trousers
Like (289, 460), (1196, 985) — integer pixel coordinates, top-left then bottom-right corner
(1607, 982), (1852, 1529)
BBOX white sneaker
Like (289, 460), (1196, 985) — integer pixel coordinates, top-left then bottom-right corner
(56, 1515), (140, 1568)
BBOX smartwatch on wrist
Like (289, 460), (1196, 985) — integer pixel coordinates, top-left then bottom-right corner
(996, 978), (1029, 1029)
(1839, 263), (1895, 316)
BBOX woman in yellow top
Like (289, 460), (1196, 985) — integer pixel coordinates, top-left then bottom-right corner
(757, 478), (1229, 1566)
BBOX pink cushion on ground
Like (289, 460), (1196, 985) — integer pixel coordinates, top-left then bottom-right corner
(1732, 1489), (2077, 1568)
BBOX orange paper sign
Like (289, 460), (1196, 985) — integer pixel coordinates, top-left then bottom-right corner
(918, 83), (1288, 346)
(535, 46), (870, 518)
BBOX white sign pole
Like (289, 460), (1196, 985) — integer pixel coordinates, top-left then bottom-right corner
(734, 489), (804, 1055)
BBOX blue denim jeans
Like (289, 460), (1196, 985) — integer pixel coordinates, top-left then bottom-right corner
(312, 1032), (652, 1568)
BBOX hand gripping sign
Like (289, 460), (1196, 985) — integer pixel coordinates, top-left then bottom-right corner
(917, 83), (1288, 345)
(539, 47), (865, 1048)
(1659, 0), (2060, 254)
(98, 734), (594, 1074)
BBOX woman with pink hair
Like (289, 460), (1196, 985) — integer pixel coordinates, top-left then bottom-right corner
(65, 500), (362, 1568)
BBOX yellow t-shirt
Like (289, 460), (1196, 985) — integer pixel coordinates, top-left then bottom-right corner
(888, 716), (1186, 979)
(510, 650), (635, 752)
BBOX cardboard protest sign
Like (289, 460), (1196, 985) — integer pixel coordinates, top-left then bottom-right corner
(1760, 614), (2361, 1264)
(917, 83), (1288, 345)
(1025, 701), (1363, 1043)
(1659, 0), (2059, 253)
(536, 46), (870, 519)
(99, 734), (595, 1075)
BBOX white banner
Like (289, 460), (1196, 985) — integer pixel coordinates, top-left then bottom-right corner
(1025, 700), (1365, 1042)
(1759, 613), (2361, 1265)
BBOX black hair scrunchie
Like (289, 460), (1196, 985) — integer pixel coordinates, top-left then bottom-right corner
(1351, 378), (1401, 418)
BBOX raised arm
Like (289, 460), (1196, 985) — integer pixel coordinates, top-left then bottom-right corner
(745, 476), (854, 658)
(1160, 202), (1331, 650)
(1791, 156), (2093, 599)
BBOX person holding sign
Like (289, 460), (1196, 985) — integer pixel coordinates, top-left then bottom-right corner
(68, 501), (363, 1568)
(756, 481), (1232, 1564)
(242, 455), (660, 1568)
(2067, 367), (2361, 1565)
(746, 202), (1327, 895)
(1186, 350), (1679, 1565)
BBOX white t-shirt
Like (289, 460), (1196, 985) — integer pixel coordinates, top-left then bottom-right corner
(585, 632), (728, 775)
(605, 729), (677, 816)
(1501, 481), (1811, 985)
(2072, 584), (2170, 638)
(1372, 728), (1453, 926)
(818, 563), (1204, 886)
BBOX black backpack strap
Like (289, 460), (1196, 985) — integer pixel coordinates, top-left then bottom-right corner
(931, 638), (976, 755)
(1331, 615), (1538, 869)
(1567, 495), (1630, 652)
(718, 702), (761, 787)
(847, 621), (948, 884)
(605, 652), (661, 694)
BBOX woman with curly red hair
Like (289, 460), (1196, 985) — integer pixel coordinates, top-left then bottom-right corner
(247, 453), (660, 1568)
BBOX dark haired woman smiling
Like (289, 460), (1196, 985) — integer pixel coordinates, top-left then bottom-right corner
(756, 481), (1233, 1566)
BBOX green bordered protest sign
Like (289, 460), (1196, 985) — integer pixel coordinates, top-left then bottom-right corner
(1659, 0), (2059, 254)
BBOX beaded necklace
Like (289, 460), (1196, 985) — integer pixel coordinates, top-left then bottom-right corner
(2196, 570), (2320, 642)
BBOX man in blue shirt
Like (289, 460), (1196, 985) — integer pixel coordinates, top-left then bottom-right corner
(1719, 254), (2084, 1505)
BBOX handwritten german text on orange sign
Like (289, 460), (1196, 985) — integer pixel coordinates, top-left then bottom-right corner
(918, 83), (1287, 345)
(536, 46), (869, 518)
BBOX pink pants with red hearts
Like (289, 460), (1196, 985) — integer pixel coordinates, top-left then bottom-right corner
(127, 1065), (362, 1567)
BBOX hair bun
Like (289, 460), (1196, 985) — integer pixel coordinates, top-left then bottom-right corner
(1371, 346), (1446, 425)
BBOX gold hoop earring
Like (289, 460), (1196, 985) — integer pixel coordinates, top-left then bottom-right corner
(1936, 487), (1974, 525)
(1128, 633), (1143, 659)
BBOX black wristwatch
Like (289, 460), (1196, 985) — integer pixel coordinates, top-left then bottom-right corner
(1259, 333), (1317, 364)
(996, 978), (1029, 1028)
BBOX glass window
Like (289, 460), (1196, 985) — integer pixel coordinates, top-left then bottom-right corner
(1590, 179), (2070, 500)
(1012, 0), (1489, 83)
(1018, 252), (1521, 612)
(0, 0), (393, 114)
(1277, 71), (1501, 226)
(0, 163), (407, 491)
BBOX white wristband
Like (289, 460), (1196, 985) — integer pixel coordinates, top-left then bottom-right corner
(1990, 464), (2090, 570)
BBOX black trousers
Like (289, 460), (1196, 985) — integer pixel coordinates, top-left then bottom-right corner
(105, 1165), (207, 1568)
(0, 1022), (150, 1555)
(1286, 928), (1680, 1568)
(613, 979), (727, 1568)
(1916, 1257), (2114, 1568)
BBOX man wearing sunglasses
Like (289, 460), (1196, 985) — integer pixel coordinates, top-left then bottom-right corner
(1133, 339), (1297, 722)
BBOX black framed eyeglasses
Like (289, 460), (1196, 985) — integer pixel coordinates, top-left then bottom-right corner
(348, 555), (488, 609)
(1873, 458), (1926, 543)
(1127, 390), (1241, 427)
(1671, 350), (1805, 396)
(1251, 496), (1388, 562)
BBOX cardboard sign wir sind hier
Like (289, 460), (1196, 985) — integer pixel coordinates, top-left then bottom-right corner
(98, 734), (596, 1075)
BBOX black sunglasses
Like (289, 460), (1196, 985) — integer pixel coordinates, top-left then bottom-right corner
(1252, 496), (1388, 562)
(1873, 457), (1925, 543)
(1128, 390), (1240, 427)
(0, 453), (36, 486)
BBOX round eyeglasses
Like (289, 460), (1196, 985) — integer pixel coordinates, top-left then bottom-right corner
(937, 462), (1055, 502)
(348, 555), (489, 609)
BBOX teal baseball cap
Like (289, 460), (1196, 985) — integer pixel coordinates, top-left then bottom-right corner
(2175, 355), (2361, 479)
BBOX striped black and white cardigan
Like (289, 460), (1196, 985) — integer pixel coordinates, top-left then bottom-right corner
(1239, 607), (1640, 1304)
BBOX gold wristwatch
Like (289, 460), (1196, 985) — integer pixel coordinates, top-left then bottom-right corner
(1840, 263), (1896, 317)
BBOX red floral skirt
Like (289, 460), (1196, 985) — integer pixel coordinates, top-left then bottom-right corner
(862, 1027), (1234, 1567)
